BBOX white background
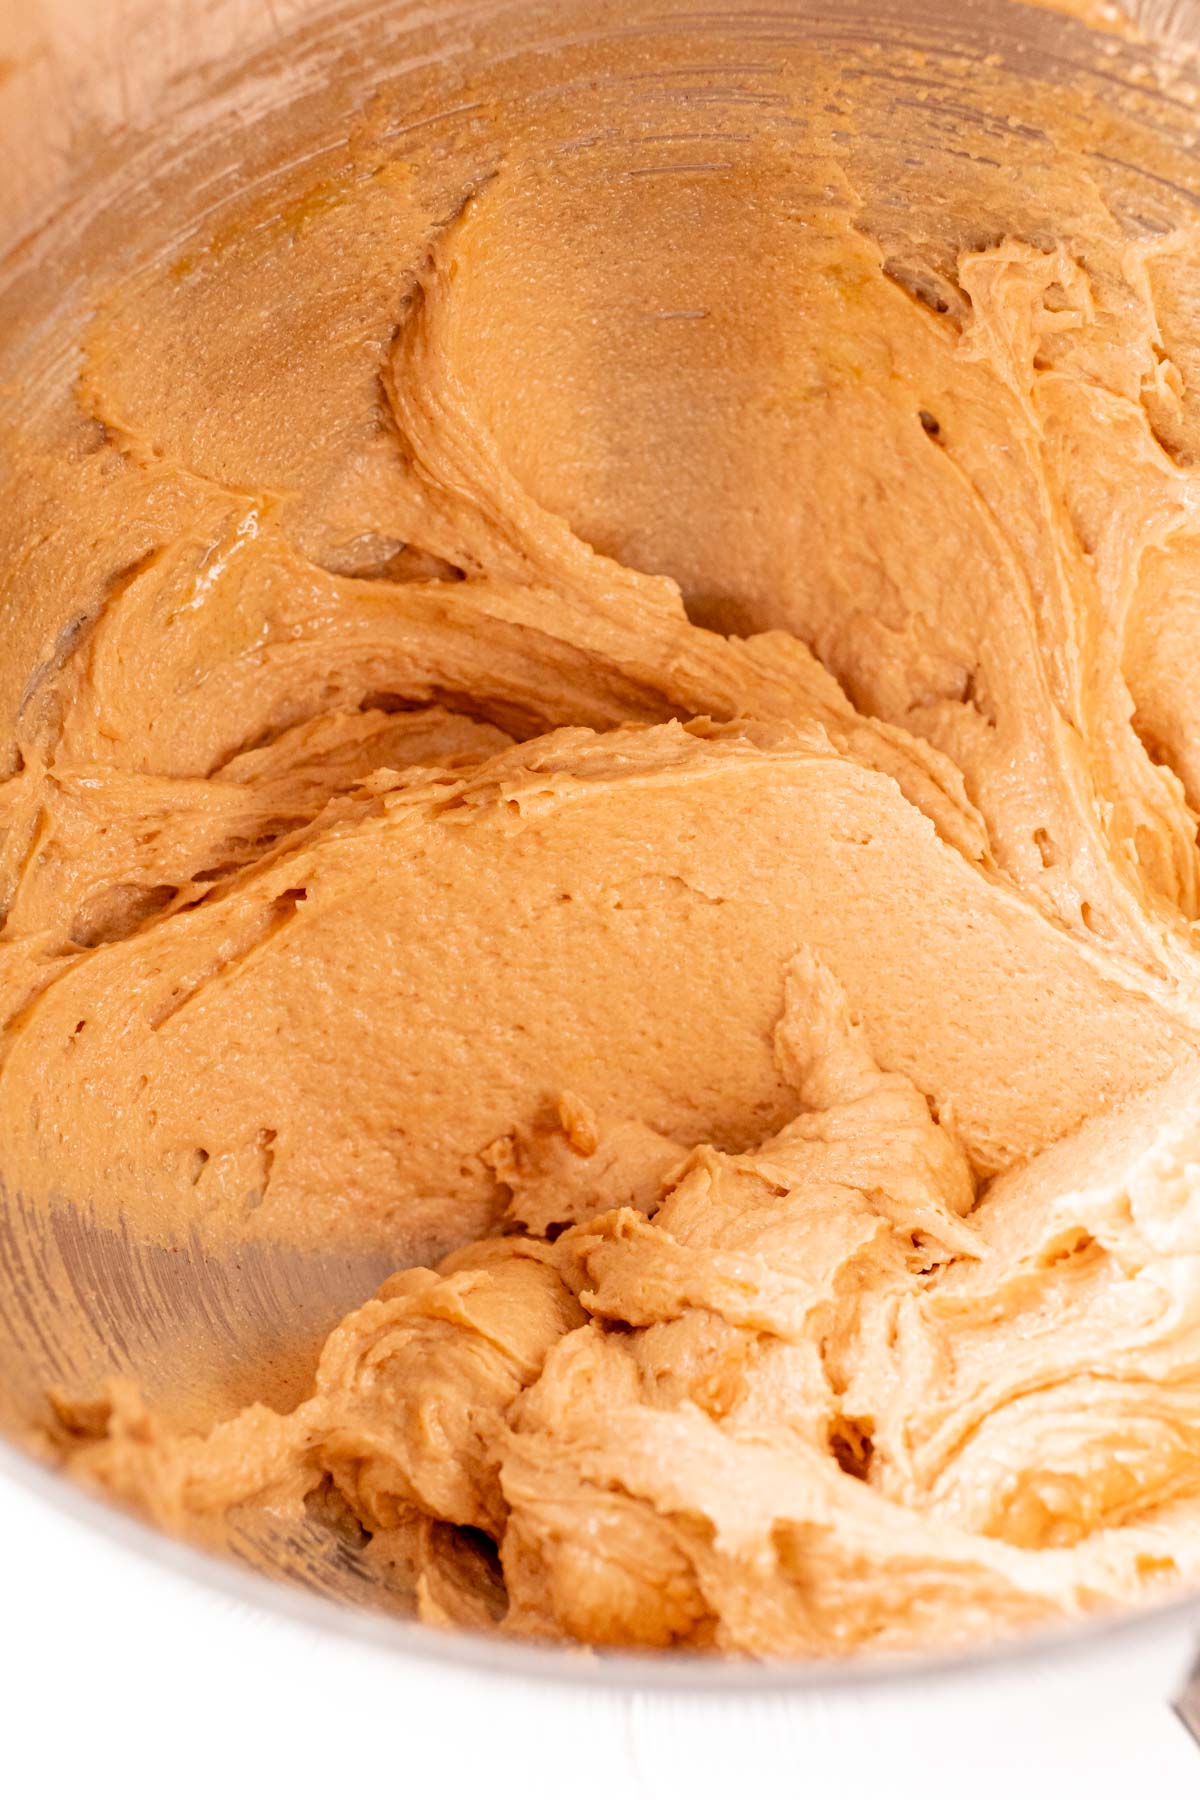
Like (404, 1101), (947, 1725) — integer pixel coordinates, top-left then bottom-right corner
(4, 1454), (1200, 1799)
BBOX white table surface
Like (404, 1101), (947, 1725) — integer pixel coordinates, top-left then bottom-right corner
(3, 1451), (1199, 1800)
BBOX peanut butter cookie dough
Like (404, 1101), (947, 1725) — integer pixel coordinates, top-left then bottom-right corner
(11, 20), (1200, 1652)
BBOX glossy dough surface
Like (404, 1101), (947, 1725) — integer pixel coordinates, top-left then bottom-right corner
(11, 20), (1200, 1652)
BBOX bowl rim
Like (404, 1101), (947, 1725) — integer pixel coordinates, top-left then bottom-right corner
(3, 1432), (1198, 1693)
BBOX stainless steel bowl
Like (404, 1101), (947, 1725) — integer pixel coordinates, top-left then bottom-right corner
(3, 0), (1200, 1704)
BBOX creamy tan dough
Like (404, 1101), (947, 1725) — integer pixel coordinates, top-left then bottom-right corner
(13, 40), (1200, 1651)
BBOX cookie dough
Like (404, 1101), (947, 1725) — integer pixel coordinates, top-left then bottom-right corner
(11, 52), (1200, 1653)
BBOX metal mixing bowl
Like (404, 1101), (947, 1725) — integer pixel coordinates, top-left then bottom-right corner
(3, 0), (1200, 1704)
